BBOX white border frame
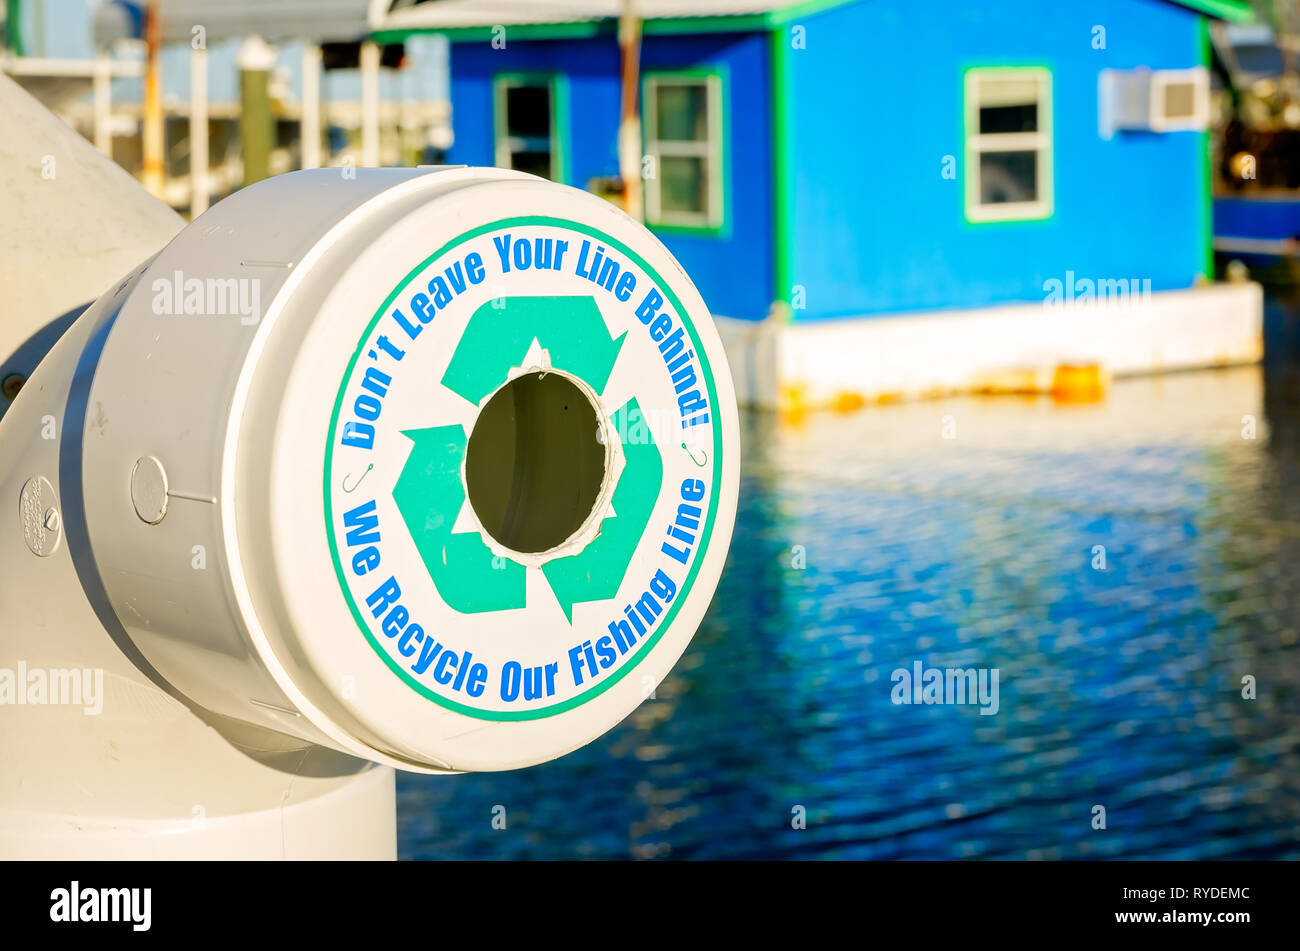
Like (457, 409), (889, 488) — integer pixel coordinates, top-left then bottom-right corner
(965, 66), (1053, 223)
(1149, 67), (1210, 132)
(644, 72), (724, 230)
(493, 75), (559, 181)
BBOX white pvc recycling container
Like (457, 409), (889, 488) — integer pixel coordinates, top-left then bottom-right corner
(80, 167), (740, 773)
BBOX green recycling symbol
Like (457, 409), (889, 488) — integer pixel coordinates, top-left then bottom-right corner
(391, 296), (663, 622)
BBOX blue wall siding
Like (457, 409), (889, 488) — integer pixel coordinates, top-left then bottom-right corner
(786, 0), (1209, 320)
(447, 32), (774, 321)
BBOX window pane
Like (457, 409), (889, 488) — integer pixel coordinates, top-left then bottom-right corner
(505, 85), (551, 139)
(979, 150), (1037, 204)
(979, 102), (1038, 134)
(655, 83), (707, 142)
(978, 77), (1040, 107)
(659, 155), (708, 215)
(1163, 82), (1196, 120)
(510, 150), (553, 179)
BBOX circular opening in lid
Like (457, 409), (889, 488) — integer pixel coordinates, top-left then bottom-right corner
(464, 371), (606, 555)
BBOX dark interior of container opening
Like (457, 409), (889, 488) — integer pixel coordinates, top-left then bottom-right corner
(465, 371), (605, 555)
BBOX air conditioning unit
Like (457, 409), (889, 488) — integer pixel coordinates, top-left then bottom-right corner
(1100, 67), (1209, 136)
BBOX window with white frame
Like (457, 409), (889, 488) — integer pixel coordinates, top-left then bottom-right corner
(644, 73), (724, 230)
(494, 76), (559, 180)
(965, 67), (1052, 222)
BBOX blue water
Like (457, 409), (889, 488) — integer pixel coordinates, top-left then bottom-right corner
(398, 306), (1300, 860)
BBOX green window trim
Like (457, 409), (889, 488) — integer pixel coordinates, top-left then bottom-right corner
(492, 72), (568, 185)
(641, 67), (729, 237)
(963, 65), (1054, 225)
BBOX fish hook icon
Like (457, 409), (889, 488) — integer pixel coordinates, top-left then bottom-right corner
(681, 443), (708, 467)
(343, 464), (374, 493)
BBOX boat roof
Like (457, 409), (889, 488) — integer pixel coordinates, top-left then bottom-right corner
(368, 0), (1253, 36)
(156, 0), (372, 46)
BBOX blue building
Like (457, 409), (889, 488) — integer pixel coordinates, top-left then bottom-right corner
(373, 0), (1262, 407)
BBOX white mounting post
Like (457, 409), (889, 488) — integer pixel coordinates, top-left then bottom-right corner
(360, 39), (380, 167)
(301, 43), (322, 170)
(190, 44), (209, 216)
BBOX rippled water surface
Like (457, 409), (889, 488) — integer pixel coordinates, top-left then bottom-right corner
(398, 302), (1300, 860)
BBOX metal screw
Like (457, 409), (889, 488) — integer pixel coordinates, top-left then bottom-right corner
(1, 374), (25, 400)
(43, 508), (60, 532)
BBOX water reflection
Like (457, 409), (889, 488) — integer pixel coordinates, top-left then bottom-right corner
(399, 324), (1300, 860)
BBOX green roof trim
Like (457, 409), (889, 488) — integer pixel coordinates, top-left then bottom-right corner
(1166, 0), (1253, 24)
(372, 15), (772, 45)
(766, 0), (858, 26)
(371, 0), (1251, 43)
(370, 1), (861, 43)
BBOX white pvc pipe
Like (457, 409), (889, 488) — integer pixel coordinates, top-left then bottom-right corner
(0, 72), (181, 391)
(0, 76), (397, 859)
(1, 74), (739, 856)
